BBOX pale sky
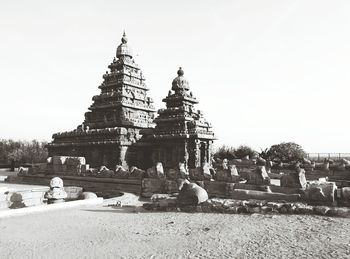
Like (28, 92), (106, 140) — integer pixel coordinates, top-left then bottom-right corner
(1, 0), (350, 153)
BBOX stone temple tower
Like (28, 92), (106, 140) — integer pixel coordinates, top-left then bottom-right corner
(148, 67), (215, 169)
(47, 32), (156, 168)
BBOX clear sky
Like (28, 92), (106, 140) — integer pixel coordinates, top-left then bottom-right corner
(1, 0), (350, 153)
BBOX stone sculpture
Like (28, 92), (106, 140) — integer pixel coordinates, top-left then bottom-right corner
(45, 177), (68, 204)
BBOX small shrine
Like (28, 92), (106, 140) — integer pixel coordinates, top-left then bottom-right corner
(148, 67), (215, 169)
(47, 32), (156, 168)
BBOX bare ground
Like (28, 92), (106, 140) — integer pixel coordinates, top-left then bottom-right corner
(0, 204), (350, 259)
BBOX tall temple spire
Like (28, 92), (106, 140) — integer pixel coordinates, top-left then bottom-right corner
(121, 30), (127, 44)
(117, 31), (132, 58)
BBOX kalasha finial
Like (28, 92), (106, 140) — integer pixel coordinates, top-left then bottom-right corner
(177, 67), (184, 76)
(121, 31), (128, 44)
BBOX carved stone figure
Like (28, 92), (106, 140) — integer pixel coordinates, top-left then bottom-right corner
(44, 177), (68, 204)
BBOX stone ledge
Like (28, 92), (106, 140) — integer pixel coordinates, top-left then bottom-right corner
(0, 198), (103, 218)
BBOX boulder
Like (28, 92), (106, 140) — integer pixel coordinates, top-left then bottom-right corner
(177, 182), (208, 206)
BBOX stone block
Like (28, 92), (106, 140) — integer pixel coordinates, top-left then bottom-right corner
(129, 167), (145, 179)
(245, 166), (270, 185)
(204, 181), (227, 197)
(52, 156), (67, 165)
(304, 181), (337, 203)
(142, 178), (166, 194)
(280, 169), (307, 189)
(65, 157), (86, 166)
(98, 166), (114, 177)
(114, 165), (129, 179)
(166, 168), (179, 180)
(215, 165), (240, 182)
(189, 166), (212, 181)
(81, 164), (90, 173)
(146, 162), (165, 179)
(227, 189), (300, 202)
(165, 180), (179, 193)
(64, 186), (83, 200)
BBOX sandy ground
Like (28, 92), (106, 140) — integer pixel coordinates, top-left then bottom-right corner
(0, 204), (349, 259)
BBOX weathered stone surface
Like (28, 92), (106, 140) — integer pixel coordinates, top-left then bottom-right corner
(215, 165), (240, 182)
(165, 180), (179, 193)
(280, 168), (307, 189)
(178, 182), (208, 206)
(304, 181), (337, 203)
(65, 157), (86, 166)
(52, 156), (67, 165)
(189, 164), (213, 181)
(179, 162), (189, 179)
(227, 189), (300, 202)
(204, 181), (227, 197)
(147, 162), (165, 179)
(245, 166), (270, 185)
(80, 192), (98, 200)
(98, 166), (114, 177)
(64, 186), (83, 200)
(115, 165), (129, 179)
(166, 168), (179, 180)
(129, 166), (145, 179)
(142, 178), (166, 197)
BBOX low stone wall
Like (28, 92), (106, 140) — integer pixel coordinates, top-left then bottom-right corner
(143, 197), (350, 218)
(6, 174), (141, 197)
(0, 186), (83, 210)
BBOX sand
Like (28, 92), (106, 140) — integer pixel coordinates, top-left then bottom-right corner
(0, 204), (350, 259)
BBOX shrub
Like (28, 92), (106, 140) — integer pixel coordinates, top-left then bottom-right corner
(234, 145), (258, 159)
(213, 145), (257, 160)
(265, 142), (306, 163)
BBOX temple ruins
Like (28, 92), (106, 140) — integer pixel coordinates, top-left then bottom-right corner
(46, 33), (156, 169)
(46, 33), (215, 171)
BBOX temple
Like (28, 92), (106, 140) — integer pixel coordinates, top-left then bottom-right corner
(147, 67), (215, 169)
(47, 32), (156, 168)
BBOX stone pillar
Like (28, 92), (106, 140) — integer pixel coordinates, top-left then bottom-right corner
(208, 141), (213, 167)
(194, 139), (201, 168)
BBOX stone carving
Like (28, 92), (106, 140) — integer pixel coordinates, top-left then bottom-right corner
(45, 177), (68, 204)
